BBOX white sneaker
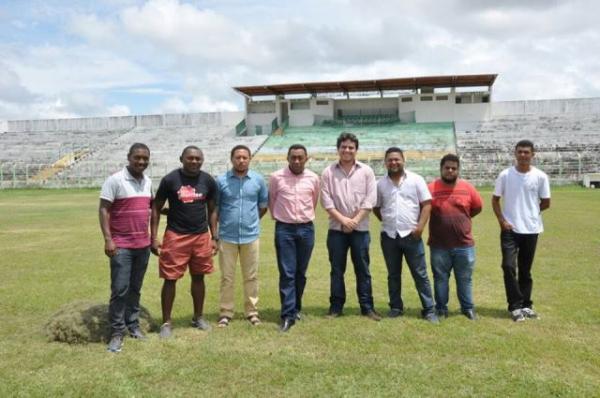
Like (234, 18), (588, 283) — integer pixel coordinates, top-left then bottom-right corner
(522, 307), (539, 319)
(511, 309), (525, 322)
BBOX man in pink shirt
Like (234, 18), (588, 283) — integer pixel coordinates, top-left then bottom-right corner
(269, 144), (320, 332)
(321, 133), (381, 321)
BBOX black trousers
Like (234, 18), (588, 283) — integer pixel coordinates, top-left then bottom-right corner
(500, 231), (538, 311)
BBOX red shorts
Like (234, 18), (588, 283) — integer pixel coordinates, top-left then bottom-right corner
(159, 230), (214, 280)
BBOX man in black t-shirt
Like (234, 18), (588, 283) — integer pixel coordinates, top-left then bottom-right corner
(150, 146), (218, 338)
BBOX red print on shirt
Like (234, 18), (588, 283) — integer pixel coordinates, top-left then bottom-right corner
(178, 185), (205, 203)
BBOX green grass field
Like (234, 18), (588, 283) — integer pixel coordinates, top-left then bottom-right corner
(1, 187), (599, 397)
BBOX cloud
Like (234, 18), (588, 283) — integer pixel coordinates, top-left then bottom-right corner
(2, 0), (600, 120)
(154, 95), (238, 114)
(120, 0), (262, 64)
(0, 63), (38, 104)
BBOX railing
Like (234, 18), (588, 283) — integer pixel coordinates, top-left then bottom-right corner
(1, 151), (598, 188)
(0, 161), (230, 189)
(235, 119), (247, 136)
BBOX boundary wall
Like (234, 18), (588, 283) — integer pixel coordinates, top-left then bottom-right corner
(491, 98), (600, 116)
(5, 111), (244, 133)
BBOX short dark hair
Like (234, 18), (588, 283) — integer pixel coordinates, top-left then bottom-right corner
(440, 153), (460, 168)
(287, 144), (307, 157)
(128, 143), (150, 156)
(515, 139), (535, 152)
(384, 146), (404, 159)
(336, 132), (359, 150)
(181, 145), (202, 157)
(231, 144), (251, 158)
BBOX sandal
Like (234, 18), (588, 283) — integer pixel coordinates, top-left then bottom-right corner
(247, 315), (261, 326)
(217, 316), (231, 328)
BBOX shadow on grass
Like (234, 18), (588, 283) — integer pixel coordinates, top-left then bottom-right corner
(474, 306), (510, 320)
(156, 305), (512, 330)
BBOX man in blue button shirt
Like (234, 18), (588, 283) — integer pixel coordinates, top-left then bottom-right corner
(213, 145), (268, 327)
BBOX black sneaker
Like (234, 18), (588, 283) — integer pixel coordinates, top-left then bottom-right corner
(436, 309), (449, 319)
(107, 335), (123, 353)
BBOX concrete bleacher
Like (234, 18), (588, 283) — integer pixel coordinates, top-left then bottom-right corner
(59, 124), (267, 186)
(0, 111), (271, 188)
(0, 128), (132, 187)
(0, 129), (131, 165)
(252, 122), (456, 178)
(456, 114), (600, 183)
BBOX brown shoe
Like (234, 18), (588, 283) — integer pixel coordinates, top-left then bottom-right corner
(364, 310), (382, 321)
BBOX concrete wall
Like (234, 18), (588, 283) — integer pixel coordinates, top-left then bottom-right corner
(492, 98), (600, 116)
(8, 116), (136, 132)
(221, 111), (244, 126)
(6, 111), (243, 133)
(246, 112), (276, 135)
(289, 109), (314, 126)
(334, 97), (398, 115)
(248, 102), (276, 114)
(399, 93), (491, 122)
(312, 97), (334, 119)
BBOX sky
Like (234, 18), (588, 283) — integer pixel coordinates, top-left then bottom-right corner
(1, 0), (599, 120)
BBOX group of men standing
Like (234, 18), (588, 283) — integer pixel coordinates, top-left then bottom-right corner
(99, 134), (550, 353)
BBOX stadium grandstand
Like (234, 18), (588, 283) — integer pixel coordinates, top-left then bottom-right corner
(1, 74), (599, 188)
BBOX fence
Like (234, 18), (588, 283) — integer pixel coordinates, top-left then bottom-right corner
(0, 161), (229, 189)
(2, 151), (596, 188)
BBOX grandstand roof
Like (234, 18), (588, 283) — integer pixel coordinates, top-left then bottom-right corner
(233, 74), (497, 97)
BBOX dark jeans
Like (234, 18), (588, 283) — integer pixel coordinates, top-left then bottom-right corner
(109, 247), (150, 336)
(327, 229), (374, 314)
(275, 221), (315, 320)
(380, 232), (435, 315)
(500, 231), (538, 311)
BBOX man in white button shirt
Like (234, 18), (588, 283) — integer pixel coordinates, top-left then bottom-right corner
(373, 147), (438, 323)
(492, 140), (551, 322)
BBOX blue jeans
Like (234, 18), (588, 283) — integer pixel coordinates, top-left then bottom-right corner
(327, 230), (374, 314)
(380, 232), (435, 315)
(274, 221), (315, 320)
(109, 247), (150, 336)
(430, 246), (476, 312)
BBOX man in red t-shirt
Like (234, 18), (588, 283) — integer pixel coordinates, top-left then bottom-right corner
(428, 154), (482, 320)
